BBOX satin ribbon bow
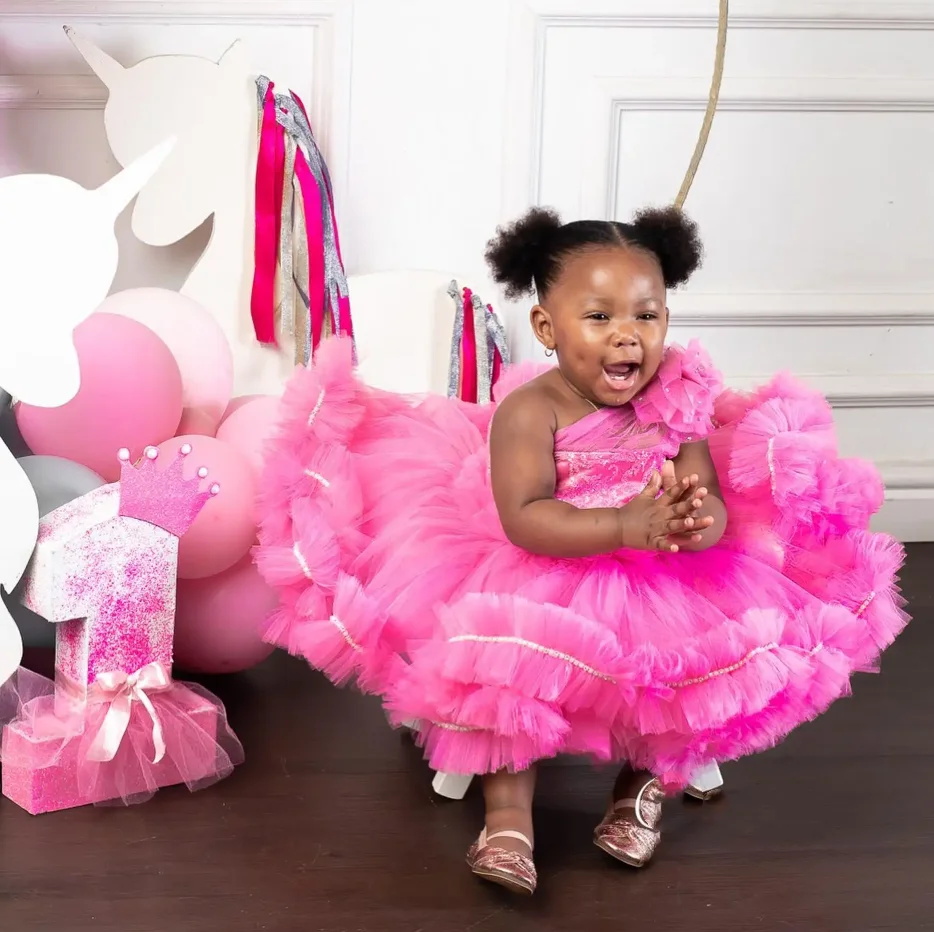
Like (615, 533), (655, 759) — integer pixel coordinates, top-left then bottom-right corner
(86, 662), (171, 765)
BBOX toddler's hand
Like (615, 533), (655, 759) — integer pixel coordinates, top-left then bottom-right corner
(618, 462), (713, 553)
(660, 462), (714, 548)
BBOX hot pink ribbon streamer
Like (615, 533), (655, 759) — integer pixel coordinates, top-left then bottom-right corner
(293, 147), (326, 351)
(85, 662), (172, 765)
(460, 287), (478, 404)
(250, 81), (282, 346)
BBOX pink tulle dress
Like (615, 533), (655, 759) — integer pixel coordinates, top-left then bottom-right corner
(255, 338), (908, 788)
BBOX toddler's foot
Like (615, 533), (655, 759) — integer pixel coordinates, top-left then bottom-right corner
(467, 808), (536, 895)
(593, 769), (664, 868)
(471, 772), (537, 894)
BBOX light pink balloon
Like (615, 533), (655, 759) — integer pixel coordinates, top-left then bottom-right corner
(174, 554), (276, 674)
(177, 405), (218, 438)
(101, 288), (234, 436)
(16, 313), (183, 481)
(159, 434), (256, 579)
(220, 394), (271, 425)
(215, 396), (281, 478)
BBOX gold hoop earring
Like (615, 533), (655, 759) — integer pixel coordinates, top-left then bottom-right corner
(544, 347), (555, 358)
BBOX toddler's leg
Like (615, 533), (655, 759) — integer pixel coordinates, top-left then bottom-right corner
(466, 767), (538, 895)
(594, 766), (664, 868)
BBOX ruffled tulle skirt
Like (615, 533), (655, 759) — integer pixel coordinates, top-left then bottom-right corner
(255, 339), (908, 788)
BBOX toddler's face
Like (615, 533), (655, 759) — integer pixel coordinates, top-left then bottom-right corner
(532, 245), (669, 407)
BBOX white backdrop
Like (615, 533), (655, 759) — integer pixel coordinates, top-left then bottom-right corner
(1, 0), (932, 540)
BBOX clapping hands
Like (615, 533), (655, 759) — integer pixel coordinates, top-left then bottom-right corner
(618, 460), (715, 552)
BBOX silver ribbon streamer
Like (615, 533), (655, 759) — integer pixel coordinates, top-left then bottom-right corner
(256, 74), (271, 127)
(277, 94), (349, 339)
(278, 135), (296, 346)
(292, 178), (310, 366)
(486, 303), (511, 370)
(447, 280), (465, 398)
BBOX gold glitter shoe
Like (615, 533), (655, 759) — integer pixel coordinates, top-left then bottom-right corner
(466, 828), (537, 895)
(593, 776), (664, 868)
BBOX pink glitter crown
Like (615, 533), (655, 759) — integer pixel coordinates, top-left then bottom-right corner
(117, 444), (220, 538)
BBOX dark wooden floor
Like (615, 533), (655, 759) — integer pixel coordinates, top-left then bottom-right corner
(2, 547), (933, 932)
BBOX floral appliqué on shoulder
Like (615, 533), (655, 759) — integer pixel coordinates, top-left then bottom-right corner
(631, 341), (723, 439)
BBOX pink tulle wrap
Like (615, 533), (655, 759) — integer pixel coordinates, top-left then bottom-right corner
(0, 665), (243, 814)
(255, 338), (908, 788)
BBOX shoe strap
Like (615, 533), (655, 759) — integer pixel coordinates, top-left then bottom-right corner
(611, 778), (659, 830)
(483, 829), (533, 851)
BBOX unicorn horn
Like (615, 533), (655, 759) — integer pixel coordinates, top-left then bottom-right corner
(93, 137), (176, 220)
(64, 26), (127, 90)
(218, 38), (246, 68)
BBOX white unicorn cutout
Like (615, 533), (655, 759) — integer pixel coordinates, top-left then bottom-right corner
(65, 27), (288, 395)
(0, 138), (176, 687)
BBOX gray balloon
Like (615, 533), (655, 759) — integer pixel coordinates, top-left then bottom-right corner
(0, 390), (31, 458)
(2, 588), (53, 649)
(16, 454), (106, 517)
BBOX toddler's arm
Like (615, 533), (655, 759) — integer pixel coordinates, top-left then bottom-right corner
(489, 390), (621, 557)
(670, 440), (727, 551)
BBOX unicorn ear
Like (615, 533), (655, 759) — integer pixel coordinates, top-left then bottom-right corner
(93, 137), (176, 222)
(64, 26), (126, 91)
(218, 38), (247, 70)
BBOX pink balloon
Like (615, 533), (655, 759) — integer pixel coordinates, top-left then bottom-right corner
(174, 554), (276, 674)
(176, 405), (218, 438)
(16, 313), (183, 481)
(215, 396), (281, 478)
(159, 434), (256, 580)
(101, 288), (234, 436)
(220, 394), (271, 425)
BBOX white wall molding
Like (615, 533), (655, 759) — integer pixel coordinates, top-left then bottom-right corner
(601, 76), (934, 113)
(726, 372), (934, 410)
(0, 1), (341, 27)
(855, 460), (933, 545)
(875, 489), (934, 542)
(521, 0), (934, 31)
(879, 462), (934, 491)
(671, 294), (934, 328)
(580, 75), (934, 220)
(504, 1), (934, 220)
(0, 75), (103, 110)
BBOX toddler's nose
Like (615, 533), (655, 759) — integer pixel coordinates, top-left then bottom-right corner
(612, 327), (638, 347)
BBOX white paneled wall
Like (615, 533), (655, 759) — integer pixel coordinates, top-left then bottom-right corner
(1, 0), (932, 539)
